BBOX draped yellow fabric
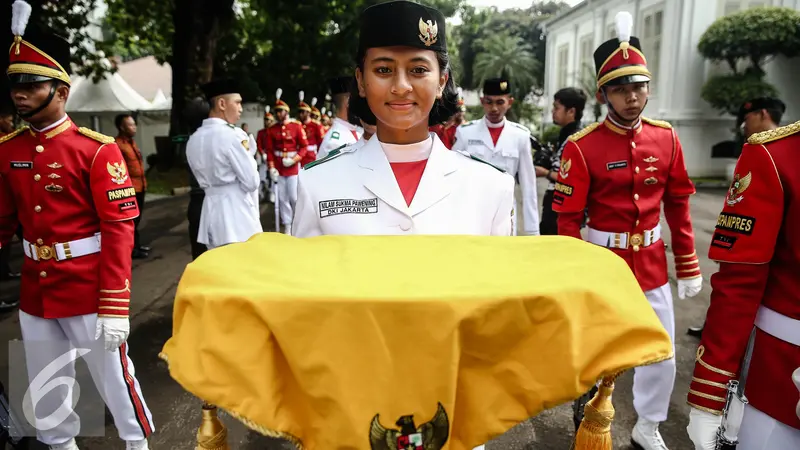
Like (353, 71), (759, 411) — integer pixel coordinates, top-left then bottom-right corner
(161, 233), (672, 450)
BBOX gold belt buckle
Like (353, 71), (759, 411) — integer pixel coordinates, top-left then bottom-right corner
(37, 244), (54, 261)
(630, 233), (644, 252)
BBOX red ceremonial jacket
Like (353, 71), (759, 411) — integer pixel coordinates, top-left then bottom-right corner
(443, 124), (457, 149)
(265, 119), (309, 177)
(0, 119), (137, 319)
(300, 119), (325, 167)
(688, 123), (800, 431)
(552, 117), (701, 291)
(256, 128), (269, 157)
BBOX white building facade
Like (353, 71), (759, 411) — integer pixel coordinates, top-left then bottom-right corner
(542, 0), (800, 177)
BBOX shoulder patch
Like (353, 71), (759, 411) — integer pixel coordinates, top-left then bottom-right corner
(461, 120), (477, 128)
(748, 120), (800, 145)
(510, 122), (531, 134)
(227, 123), (236, 129)
(568, 122), (600, 142)
(331, 131), (340, 140)
(77, 127), (115, 144)
(455, 151), (505, 173)
(0, 127), (29, 145)
(641, 117), (672, 129)
(303, 144), (351, 170)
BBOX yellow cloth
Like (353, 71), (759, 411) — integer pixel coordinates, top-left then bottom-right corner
(161, 233), (672, 450)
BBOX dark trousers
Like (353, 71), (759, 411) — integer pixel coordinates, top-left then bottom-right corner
(188, 193), (207, 261)
(134, 191), (145, 249)
(540, 190), (559, 236)
(0, 226), (22, 275)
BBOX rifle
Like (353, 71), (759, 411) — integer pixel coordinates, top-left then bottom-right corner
(716, 380), (748, 449)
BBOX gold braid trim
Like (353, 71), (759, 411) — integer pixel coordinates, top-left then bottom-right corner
(748, 120), (800, 145)
(568, 122), (600, 142)
(688, 389), (726, 403)
(7, 63), (71, 85)
(687, 402), (723, 416)
(696, 345), (736, 377)
(692, 377), (728, 390)
(100, 279), (131, 294)
(642, 117), (672, 129)
(0, 127), (28, 145)
(78, 127), (116, 144)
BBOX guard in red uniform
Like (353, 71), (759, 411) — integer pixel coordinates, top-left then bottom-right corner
(443, 89), (466, 149)
(686, 123), (800, 448)
(553, 12), (702, 450)
(296, 92), (325, 168)
(0, 3), (153, 449)
(265, 89), (308, 234)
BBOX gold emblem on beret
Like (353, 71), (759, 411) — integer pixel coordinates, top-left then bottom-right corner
(418, 18), (439, 47)
(500, 81), (508, 91)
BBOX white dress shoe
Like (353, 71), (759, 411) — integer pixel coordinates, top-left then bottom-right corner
(631, 418), (669, 450)
(49, 438), (79, 450)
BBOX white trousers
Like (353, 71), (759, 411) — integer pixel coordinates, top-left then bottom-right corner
(19, 311), (154, 445)
(278, 175), (299, 227)
(739, 405), (800, 449)
(632, 282), (676, 423)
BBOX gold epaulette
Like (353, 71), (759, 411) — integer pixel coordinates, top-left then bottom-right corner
(567, 122), (600, 142)
(747, 120), (800, 145)
(642, 117), (672, 129)
(0, 127), (29, 145)
(78, 127), (115, 144)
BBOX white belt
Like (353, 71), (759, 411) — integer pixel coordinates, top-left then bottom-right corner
(755, 305), (800, 346)
(273, 151), (298, 158)
(587, 224), (662, 250)
(204, 184), (241, 196)
(307, 145), (318, 152)
(23, 233), (101, 262)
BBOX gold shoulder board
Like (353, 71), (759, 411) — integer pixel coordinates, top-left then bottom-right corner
(0, 127), (29, 145)
(641, 117), (672, 129)
(77, 127), (115, 144)
(567, 122), (600, 142)
(748, 120), (800, 145)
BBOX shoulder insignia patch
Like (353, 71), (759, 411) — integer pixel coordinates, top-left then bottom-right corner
(304, 144), (351, 170)
(641, 117), (672, 129)
(227, 123), (236, 129)
(78, 127), (115, 144)
(0, 127), (29, 145)
(568, 122), (600, 142)
(331, 131), (340, 140)
(461, 120), (477, 128)
(464, 153), (506, 173)
(748, 120), (800, 145)
(510, 122), (531, 134)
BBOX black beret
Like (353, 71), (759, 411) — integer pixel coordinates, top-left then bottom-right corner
(200, 78), (241, 101)
(357, 0), (446, 56)
(483, 78), (511, 96)
(737, 97), (786, 124)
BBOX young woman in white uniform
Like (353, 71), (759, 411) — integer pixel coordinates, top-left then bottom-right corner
(292, 1), (515, 238)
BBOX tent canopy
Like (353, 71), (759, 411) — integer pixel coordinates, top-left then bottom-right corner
(66, 72), (154, 113)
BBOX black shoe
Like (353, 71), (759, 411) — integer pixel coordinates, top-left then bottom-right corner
(138, 245), (152, 253)
(687, 325), (704, 338)
(132, 249), (149, 259)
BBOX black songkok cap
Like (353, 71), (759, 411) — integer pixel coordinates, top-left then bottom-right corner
(357, 0), (447, 56)
(737, 97), (786, 125)
(328, 76), (353, 96)
(200, 78), (241, 101)
(483, 78), (511, 96)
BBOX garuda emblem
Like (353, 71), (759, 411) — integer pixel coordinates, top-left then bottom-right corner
(107, 161), (129, 185)
(418, 18), (438, 47)
(726, 171), (752, 207)
(370, 403), (449, 450)
(559, 158), (572, 179)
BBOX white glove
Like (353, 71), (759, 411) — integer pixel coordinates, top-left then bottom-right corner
(282, 157), (295, 168)
(269, 167), (279, 182)
(686, 407), (721, 450)
(793, 367), (800, 420)
(679, 276), (703, 300)
(94, 317), (130, 352)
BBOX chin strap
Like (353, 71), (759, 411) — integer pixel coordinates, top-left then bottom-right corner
(600, 87), (648, 126)
(17, 81), (58, 120)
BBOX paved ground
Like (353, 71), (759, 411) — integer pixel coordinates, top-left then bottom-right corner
(0, 180), (728, 449)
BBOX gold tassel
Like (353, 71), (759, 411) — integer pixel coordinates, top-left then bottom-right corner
(572, 374), (618, 450)
(14, 36), (22, 55)
(196, 403), (230, 450)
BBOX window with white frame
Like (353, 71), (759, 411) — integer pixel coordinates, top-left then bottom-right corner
(557, 44), (570, 89)
(578, 34), (594, 82)
(639, 6), (663, 94)
(720, 0), (771, 17)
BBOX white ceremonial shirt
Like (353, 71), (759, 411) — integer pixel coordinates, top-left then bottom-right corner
(292, 133), (515, 237)
(186, 118), (262, 248)
(452, 117), (540, 235)
(317, 117), (361, 160)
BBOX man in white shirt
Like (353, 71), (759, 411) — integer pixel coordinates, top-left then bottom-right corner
(452, 78), (540, 235)
(186, 78), (262, 249)
(317, 76), (362, 159)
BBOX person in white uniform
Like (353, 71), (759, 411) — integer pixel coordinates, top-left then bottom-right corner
(292, 0), (515, 239)
(451, 78), (540, 236)
(186, 78), (262, 249)
(316, 76), (363, 160)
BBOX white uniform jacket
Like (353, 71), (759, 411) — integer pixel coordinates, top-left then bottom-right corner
(452, 117), (540, 235)
(317, 117), (361, 160)
(186, 118), (263, 248)
(292, 134), (516, 237)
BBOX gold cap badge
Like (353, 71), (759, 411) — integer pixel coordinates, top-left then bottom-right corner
(500, 81), (508, 91)
(418, 18), (438, 47)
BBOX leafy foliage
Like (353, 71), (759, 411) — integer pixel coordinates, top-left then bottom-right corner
(698, 7), (800, 73)
(540, 124), (561, 147)
(701, 72), (778, 117)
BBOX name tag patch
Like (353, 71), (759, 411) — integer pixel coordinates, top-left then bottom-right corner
(10, 161), (32, 169)
(107, 187), (137, 202)
(554, 182), (573, 197)
(552, 194), (565, 206)
(119, 200), (137, 212)
(716, 213), (755, 235)
(468, 139), (483, 146)
(606, 161), (628, 171)
(711, 232), (737, 250)
(319, 198), (378, 218)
